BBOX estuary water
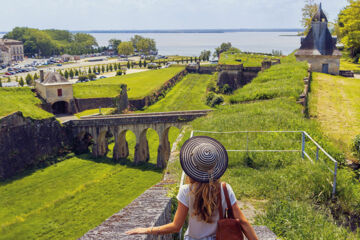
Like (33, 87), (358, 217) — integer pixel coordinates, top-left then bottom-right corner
(0, 32), (301, 56)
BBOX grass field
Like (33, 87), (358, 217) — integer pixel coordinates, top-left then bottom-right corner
(74, 108), (116, 118)
(309, 73), (360, 159)
(142, 74), (211, 112)
(73, 66), (184, 99)
(219, 52), (277, 66)
(340, 59), (360, 74)
(0, 127), (180, 240)
(229, 57), (307, 103)
(0, 88), (53, 119)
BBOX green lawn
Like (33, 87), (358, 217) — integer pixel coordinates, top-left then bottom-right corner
(0, 127), (180, 240)
(73, 66), (185, 99)
(74, 108), (116, 118)
(0, 88), (53, 119)
(229, 57), (307, 103)
(219, 52), (277, 67)
(142, 74), (211, 112)
(309, 73), (360, 160)
(340, 59), (360, 74)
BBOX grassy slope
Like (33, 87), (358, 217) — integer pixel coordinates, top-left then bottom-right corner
(0, 122), (180, 240)
(0, 88), (53, 119)
(340, 59), (360, 74)
(170, 55), (360, 239)
(309, 73), (360, 159)
(229, 56), (307, 103)
(219, 52), (276, 66)
(73, 66), (184, 99)
(142, 74), (211, 112)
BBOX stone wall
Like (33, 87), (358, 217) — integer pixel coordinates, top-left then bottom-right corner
(75, 97), (116, 112)
(296, 55), (340, 75)
(80, 182), (173, 240)
(0, 112), (71, 180)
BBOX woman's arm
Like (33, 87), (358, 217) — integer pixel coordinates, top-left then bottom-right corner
(126, 201), (188, 235)
(232, 202), (258, 240)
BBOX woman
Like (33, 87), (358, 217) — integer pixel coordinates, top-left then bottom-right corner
(126, 136), (258, 240)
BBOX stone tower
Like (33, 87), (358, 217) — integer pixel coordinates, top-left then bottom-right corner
(295, 3), (341, 75)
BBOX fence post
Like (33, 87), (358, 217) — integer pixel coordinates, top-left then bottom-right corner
(246, 132), (249, 153)
(316, 147), (319, 162)
(301, 132), (305, 159)
(332, 162), (338, 199)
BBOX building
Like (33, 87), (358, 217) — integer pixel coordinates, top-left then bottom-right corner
(0, 39), (24, 63)
(35, 70), (75, 114)
(0, 45), (11, 65)
(295, 3), (341, 75)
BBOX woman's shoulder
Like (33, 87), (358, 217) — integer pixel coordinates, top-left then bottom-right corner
(179, 184), (191, 193)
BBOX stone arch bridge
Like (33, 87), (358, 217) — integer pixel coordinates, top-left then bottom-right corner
(64, 110), (211, 168)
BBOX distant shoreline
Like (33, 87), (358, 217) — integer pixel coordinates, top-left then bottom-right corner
(0, 28), (303, 35)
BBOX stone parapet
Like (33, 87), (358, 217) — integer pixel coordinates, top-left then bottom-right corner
(79, 183), (173, 240)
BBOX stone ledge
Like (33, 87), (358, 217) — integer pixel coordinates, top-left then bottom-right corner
(79, 183), (173, 240)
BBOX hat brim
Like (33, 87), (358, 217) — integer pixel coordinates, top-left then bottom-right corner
(180, 136), (228, 183)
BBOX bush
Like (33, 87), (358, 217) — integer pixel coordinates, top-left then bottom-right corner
(116, 70), (123, 76)
(220, 83), (233, 94)
(78, 75), (88, 81)
(205, 92), (223, 107)
(352, 135), (360, 159)
(88, 73), (96, 80)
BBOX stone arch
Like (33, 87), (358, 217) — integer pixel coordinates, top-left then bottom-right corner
(51, 101), (69, 114)
(74, 130), (93, 155)
(133, 127), (155, 164)
(156, 125), (181, 168)
(113, 129), (132, 160)
(92, 128), (112, 158)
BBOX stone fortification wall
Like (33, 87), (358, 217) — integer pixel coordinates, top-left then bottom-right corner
(75, 97), (115, 112)
(0, 112), (71, 180)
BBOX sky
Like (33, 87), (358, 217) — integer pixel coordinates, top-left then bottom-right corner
(0, 0), (349, 32)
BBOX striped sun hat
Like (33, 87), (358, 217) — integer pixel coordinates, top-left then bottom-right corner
(180, 136), (228, 183)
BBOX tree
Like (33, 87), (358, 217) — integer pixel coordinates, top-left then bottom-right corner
(7, 77), (11, 83)
(75, 69), (79, 76)
(337, 0), (360, 59)
(64, 70), (69, 79)
(25, 74), (33, 86)
(106, 65), (109, 72)
(301, 0), (318, 35)
(109, 64), (113, 71)
(33, 73), (39, 80)
(0, 79), (2, 87)
(144, 59), (147, 67)
(214, 42), (232, 58)
(200, 50), (211, 61)
(88, 67), (92, 74)
(190, 57), (193, 63)
(139, 60), (142, 68)
(127, 61), (131, 69)
(93, 66), (96, 73)
(101, 65), (105, 73)
(69, 69), (74, 79)
(117, 41), (134, 57)
(108, 39), (122, 50)
(19, 77), (24, 87)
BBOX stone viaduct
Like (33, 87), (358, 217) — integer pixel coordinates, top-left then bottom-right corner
(64, 110), (211, 168)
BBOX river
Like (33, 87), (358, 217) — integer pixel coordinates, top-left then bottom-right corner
(0, 32), (301, 56)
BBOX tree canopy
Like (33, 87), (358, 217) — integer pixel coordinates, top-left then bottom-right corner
(130, 35), (157, 55)
(301, 0), (318, 35)
(117, 41), (134, 56)
(4, 27), (98, 57)
(108, 39), (122, 50)
(214, 42), (232, 58)
(337, 0), (360, 59)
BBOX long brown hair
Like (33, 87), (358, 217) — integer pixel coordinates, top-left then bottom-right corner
(187, 177), (220, 223)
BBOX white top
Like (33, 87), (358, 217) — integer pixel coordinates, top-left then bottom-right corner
(177, 183), (237, 239)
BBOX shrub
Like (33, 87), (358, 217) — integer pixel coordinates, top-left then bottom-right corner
(88, 73), (96, 80)
(220, 83), (233, 94)
(206, 92), (223, 107)
(352, 135), (360, 159)
(116, 70), (123, 76)
(78, 75), (88, 81)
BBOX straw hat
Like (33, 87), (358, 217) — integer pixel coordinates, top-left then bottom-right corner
(180, 136), (228, 183)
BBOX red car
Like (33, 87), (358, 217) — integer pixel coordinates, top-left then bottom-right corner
(5, 72), (13, 75)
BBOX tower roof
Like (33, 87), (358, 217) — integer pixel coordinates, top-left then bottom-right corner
(43, 72), (68, 84)
(312, 3), (328, 22)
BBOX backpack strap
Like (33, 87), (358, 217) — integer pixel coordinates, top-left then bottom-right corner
(222, 182), (235, 219)
(218, 182), (224, 219)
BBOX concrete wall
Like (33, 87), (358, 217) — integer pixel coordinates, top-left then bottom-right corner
(296, 55), (340, 75)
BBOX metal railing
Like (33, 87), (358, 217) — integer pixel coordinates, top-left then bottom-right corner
(178, 130), (338, 239)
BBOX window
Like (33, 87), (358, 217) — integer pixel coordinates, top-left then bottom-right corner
(57, 89), (63, 97)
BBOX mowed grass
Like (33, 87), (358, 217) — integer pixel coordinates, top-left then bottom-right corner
(0, 125), (180, 240)
(0, 88), (53, 119)
(219, 52), (277, 67)
(309, 73), (360, 159)
(340, 59), (360, 74)
(142, 74), (211, 112)
(229, 55), (307, 103)
(74, 108), (116, 118)
(73, 66), (185, 99)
